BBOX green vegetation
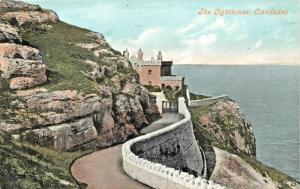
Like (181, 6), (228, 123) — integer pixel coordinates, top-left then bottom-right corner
(163, 88), (184, 101)
(0, 139), (90, 189)
(144, 85), (161, 92)
(20, 21), (100, 94)
(1, 20), (139, 188)
(190, 104), (224, 152)
(0, 78), (43, 126)
(19, 21), (137, 95)
(0, 78), (18, 122)
(240, 154), (298, 189)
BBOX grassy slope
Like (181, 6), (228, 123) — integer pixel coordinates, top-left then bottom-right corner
(190, 105), (299, 188)
(20, 21), (100, 94)
(0, 139), (89, 189)
(0, 78), (18, 122)
(0, 21), (101, 125)
(20, 21), (136, 94)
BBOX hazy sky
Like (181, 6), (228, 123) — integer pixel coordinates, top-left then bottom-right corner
(24, 0), (300, 64)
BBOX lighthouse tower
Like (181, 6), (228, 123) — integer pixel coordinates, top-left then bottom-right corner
(137, 49), (143, 62)
(157, 51), (163, 61)
(123, 49), (129, 60)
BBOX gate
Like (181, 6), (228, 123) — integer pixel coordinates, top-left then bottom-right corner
(162, 101), (178, 113)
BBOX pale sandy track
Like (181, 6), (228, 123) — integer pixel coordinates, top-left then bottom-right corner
(71, 113), (182, 189)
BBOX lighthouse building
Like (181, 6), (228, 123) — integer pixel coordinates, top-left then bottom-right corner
(123, 49), (184, 90)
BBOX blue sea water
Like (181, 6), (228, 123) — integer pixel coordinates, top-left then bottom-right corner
(173, 64), (300, 181)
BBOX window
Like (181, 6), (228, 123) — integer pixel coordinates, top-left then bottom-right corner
(148, 81), (152, 85)
(148, 69), (152, 75)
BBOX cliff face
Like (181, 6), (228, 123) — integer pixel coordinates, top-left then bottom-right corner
(193, 99), (256, 156)
(190, 98), (300, 189)
(0, 0), (160, 151)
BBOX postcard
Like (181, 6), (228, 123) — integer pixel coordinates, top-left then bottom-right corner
(0, 0), (299, 189)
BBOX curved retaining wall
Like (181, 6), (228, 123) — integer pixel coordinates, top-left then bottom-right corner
(122, 97), (227, 189)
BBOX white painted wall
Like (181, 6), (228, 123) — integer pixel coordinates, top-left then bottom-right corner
(122, 97), (229, 189)
(151, 92), (167, 114)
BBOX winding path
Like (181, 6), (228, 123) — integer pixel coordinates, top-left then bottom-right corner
(71, 113), (183, 189)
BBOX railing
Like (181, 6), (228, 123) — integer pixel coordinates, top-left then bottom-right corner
(122, 97), (228, 189)
(162, 101), (178, 113)
(160, 76), (184, 81)
(185, 86), (228, 107)
(188, 95), (228, 107)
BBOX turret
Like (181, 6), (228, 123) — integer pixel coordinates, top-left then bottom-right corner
(157, 51), (163, 61)
(137, 49), (143, 61)
(123, 49), (129, 60)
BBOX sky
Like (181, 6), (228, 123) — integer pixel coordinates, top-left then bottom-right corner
(23, 0), (300, 64)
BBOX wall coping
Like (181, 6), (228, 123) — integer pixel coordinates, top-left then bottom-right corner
(189, 95), (228, 106)
(160, 76), (184, 81)
(122, 97), (228, 189)
(185, 86), (229, 108)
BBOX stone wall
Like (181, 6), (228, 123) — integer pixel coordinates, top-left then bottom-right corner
(161, 76), (183, 90)
(151, 92), (167, 114)
(131, 115), (203, 176)
(122, 97), (228, 189)
(135, 65), (161, 87)
(189, 95), (229, 107)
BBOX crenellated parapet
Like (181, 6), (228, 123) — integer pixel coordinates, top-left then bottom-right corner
(122, 97), (229, 189)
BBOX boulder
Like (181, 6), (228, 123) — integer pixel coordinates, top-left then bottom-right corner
(18, 90), (102, 126)
(10, 75), (46, 90)
(0, 43), (41, 60)
(23, 117), (98, 151)
(0, 22), (22, 43)
(114, 94), (148, 129)
(0, 43), (47, 89)
(81, 60), (106, 81)
(0, 59), (45, 78)
(211, 147), (277, 189)
(76, 43), (99, 50)
(0, 122), (23, 132)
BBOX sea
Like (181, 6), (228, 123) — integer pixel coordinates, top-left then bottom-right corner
(173, 64), (300, 181)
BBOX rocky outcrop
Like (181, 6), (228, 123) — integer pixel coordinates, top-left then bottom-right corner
(194, 99), (256, 156)
(81, 60), (109, 81)
(211, 147), (277, 189)
(23, 117), (98, 151)
(0, 0), (58, 26)
(17, 89), (102, 127)
(0, 43), (47, 89)
(0, 1), (160, 151)
(0, 1), (55, 88)
(191, 98), (300, 188)
(0, 21), (22, 43)
(2, 11), (58, 25)
(0, 0), (40, 11)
